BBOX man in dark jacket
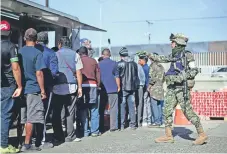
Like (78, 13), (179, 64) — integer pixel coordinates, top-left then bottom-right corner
(115, 47), (139, 130)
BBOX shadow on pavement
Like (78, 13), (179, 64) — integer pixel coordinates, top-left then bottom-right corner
(173, 127), (195, 141)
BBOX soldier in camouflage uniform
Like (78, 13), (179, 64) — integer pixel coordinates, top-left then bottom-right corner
(138, 33), (208, 145)
(147, 53), (165, 127)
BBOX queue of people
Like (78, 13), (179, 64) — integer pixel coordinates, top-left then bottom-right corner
(1, 21), (164, 153)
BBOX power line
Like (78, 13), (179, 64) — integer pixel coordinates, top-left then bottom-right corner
(112, 16), (227, 23)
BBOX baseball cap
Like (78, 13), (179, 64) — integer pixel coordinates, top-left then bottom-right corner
(37, 31), (48, 42)
(24, 28), (37, 41)
(119, 47), (129, 57)
(0, 20), (11, 36)
(80, 38), (88, 43)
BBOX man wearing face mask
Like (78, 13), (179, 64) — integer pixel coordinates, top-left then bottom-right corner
(139, 33), (207, 145)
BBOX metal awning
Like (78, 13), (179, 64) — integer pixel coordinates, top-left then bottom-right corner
(0, 0), (107, 32)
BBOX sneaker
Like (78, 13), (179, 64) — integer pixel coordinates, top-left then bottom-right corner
(0, 145), (19, 153)
(20, 144), (41, 152)
(65, 137), (82, 142)
(110, 129), (119, 132)
(142, 123), (148, 127)
(130, 127), (137, 130)
(160, 124), (165, 128)
(148, 123), (160, 128)
(91, 133), (101, 137)
(73, 138), (82, 142)
(40, 142), (54, 149)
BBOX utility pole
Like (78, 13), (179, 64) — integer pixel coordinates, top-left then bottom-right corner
(145, 20), (153, 44)
(45, 0), (49, 7)
(97, 0), (111, 56)
(99, 1), (102, 56)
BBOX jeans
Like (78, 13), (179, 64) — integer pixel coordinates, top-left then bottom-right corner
(135, 86), (144, 125)
(79, 87), (99, 136)
(160, 100), (164, 125)
(1, 85), (15, 148)
(143, 90), (152, 124)
(150, 97), (163, 125)
(120, 90), (136, 128)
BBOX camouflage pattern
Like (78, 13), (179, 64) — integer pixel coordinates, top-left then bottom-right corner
(170, 33), (189, 46)
(185, 50), (195, 62)
(148, 62), (165, 100)
(147, 53), (179, 63)
(164, 88), (203, 131)
(143, 33), (202, 131)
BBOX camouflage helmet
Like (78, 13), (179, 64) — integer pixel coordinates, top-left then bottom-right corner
(170, 33), (188, 46)
(185, 50), (194, 62)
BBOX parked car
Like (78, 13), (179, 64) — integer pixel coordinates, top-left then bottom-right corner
(211, 67), (227, 78)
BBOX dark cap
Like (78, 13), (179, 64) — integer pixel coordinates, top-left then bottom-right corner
(24, 28), (37, 41)
(0, 20), (11, 36)
(119, 47), (128, 57)
(58, 36), (71, 47)
(138, 54), (147, 59)
(153, 52), (159, 55)
(37, 31), (48, 42)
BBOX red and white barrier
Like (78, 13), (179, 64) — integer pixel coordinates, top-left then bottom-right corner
(191, 92), (227, 118)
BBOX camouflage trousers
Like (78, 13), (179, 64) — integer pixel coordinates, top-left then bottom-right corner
(164, 87), (203, 131)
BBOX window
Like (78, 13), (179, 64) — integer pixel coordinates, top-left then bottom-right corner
(217, 68), (227, 72)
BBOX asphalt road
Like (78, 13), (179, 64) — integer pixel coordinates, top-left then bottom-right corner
(12, 121), (226, 153)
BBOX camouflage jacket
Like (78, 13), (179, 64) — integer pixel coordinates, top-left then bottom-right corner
(147, 52), (199, 87)
(147, 53), (177, 63)
(148, 62), (165, 100)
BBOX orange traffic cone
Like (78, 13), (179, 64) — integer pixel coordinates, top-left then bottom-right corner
(174, 104), (191, 125)
(104, 103), (110, 128)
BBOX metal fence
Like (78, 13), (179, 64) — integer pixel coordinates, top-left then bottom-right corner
(193, 52), (227, 66)
(95, 52), (227, 75)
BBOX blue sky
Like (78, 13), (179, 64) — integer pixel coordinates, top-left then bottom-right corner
(32, 0), (227, 47)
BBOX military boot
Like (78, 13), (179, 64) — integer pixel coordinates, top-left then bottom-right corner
(193, 127), (208, 145)
(155, 127), (174, 143)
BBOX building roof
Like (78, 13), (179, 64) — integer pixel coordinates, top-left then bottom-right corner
(1, 0), (106, 32)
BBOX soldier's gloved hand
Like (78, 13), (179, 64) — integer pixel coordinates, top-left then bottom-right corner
(168, 56), (180, 62)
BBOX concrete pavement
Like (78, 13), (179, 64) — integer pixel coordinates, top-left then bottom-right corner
(13, 121), (226, 153)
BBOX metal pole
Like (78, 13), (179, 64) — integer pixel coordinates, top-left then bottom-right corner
(146, 20), (153, 44)
(99, 3), (102, 57)
(45, 0), (49, 7)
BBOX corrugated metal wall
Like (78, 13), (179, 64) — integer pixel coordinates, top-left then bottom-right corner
(193, 52), (227, 66)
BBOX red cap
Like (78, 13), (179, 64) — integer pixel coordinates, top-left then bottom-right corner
(1, 20), (11, 36)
